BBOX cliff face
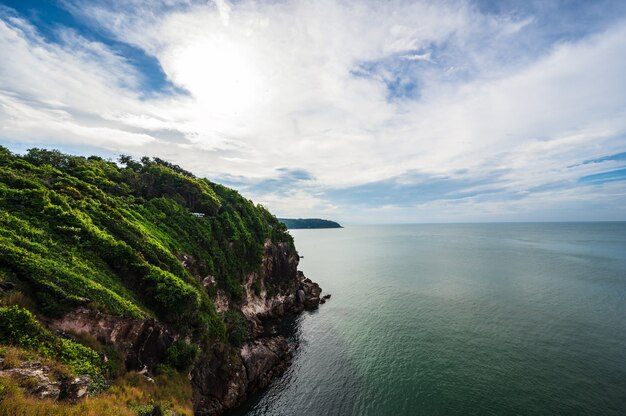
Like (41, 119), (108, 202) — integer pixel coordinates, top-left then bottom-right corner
(45, 240), (322, 415)
(0, 147), (325, 415)
(192, 241), (323, 415)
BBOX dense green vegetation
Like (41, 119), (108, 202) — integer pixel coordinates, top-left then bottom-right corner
(164, 341), (199, 373)
(278, 218), (342, 229)
(223, 309), (250, 347)
(0, 146), (298, 411)
(0, 146), (293, 342)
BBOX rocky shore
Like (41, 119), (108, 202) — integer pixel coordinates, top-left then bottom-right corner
(192, 240), (327, 415)
(40, 239), (327, 415)
(0, 148), (327, 415)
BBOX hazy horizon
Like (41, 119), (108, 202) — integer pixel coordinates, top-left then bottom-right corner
(1, 0), (626, 223)
(326, 220), (626, 225)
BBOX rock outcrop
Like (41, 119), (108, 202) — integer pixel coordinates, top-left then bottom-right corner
(0, 148), (325, 414)
(42, 239), (323, 414)
(241, 337), (292, 392)
(191, 344), (248, 415)
(0, 359), (91, 401)
(191, 240), (325, 415)
(49, 311), (176, 373)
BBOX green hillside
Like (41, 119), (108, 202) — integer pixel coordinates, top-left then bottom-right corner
(0, 146), (293, 342)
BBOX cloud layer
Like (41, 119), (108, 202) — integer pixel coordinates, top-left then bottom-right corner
(1, 0), (625, 222)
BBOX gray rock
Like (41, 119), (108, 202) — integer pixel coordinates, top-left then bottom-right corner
(191, 343), (248, 416)
(31, 380), (62, 400)
(304, 297), (320, 310)
(50, 309), (175, 374)
(201, 276), (216, 287)
(309, 284), (322, 298)
(240, 337), (292, 392)
(0, 361), (61, 400)
(46, 240), (325, 416)
(296, 289), (306, 304)
(60, 375), (91, 401)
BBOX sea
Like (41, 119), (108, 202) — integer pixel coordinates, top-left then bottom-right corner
(231, 223), (626, 415)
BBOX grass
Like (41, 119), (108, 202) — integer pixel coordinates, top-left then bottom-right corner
(0, 291), (35, 310)
(0, 371), (193, 416)
(0, 346), (72, 381)
(0, 346), (22, 369)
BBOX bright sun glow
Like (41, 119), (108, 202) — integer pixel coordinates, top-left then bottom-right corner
(167, 35), (262, 115)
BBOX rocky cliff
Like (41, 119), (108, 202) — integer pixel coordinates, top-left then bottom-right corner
(40, 240), (323, 415)
(0, 147), (326, 415)
(192, 240), (323, 415)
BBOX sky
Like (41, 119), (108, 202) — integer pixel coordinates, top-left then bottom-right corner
(1, 0), (625, 223)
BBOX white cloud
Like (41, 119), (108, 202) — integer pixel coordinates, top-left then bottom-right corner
(213, 0), (232, 26)
(1, 1), (626, 221)
(400, 52), (432, 62)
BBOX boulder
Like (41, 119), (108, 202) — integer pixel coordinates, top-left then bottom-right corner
(191, 343), (248, 416)
(201, 276), (216, 287)
(0, 361), (61, 400)
(307, 283), (321, 298)
(296, 289), (306, 304)
(125, 319), (175, 372)
(60, 375), (91, 401)
(240, 337), (292, 392)
(304, 297), (320, 310)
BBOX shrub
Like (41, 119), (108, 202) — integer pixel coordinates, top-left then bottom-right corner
(0, 306), (46, 349)
(165, 340), (199, 372)
(224, 309), (249, 347)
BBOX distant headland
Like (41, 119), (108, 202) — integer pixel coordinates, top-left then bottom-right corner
(278, 218), (343, 229)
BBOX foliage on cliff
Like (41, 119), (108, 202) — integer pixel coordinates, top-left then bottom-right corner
(0, 146), (293, 341)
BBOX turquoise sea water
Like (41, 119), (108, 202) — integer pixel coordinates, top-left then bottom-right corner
(233, 223), (626, 415)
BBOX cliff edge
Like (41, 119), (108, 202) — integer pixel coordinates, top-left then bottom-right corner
(0, 147), (326, 415)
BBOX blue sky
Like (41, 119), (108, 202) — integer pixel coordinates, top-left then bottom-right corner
(1, 0), (625, 222)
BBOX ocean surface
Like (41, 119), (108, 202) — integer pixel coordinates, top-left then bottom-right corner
(232, 223), (626, 415)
